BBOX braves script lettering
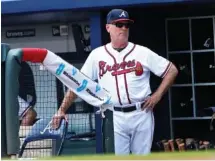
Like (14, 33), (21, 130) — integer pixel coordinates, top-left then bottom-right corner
(99, 60), (143, 78)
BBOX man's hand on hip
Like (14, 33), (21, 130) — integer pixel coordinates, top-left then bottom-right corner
(142, 92), (162, 112)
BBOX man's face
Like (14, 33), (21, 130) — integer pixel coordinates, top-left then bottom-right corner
(106, 21), (131, 44)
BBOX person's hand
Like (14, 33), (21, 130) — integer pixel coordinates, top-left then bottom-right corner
(142, 92), (162, 112)
(51, 110), (68, 129)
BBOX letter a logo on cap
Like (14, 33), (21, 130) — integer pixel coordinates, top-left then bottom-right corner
(119, 11), (126, 17)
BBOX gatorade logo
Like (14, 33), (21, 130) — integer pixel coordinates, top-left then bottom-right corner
(56, 63), (65, 75)
(77, 79), (88, 92)
(104, 96), (111, 105)
(72, 67), (77, 76)
(63, 71), (103, 101)
(96, 85), (101, 92)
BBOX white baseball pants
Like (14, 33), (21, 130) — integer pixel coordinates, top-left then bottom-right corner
(113, 108), (154, 155)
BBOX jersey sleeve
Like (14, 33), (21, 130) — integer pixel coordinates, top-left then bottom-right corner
(80, 51), (98, 81)
(146, 48), (172, 78)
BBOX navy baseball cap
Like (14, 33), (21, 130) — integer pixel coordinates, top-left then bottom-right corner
(107, 9), (134, 24)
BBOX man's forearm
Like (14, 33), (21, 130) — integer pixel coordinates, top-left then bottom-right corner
(58, 90), (77, 113)
(156, 63), (178, 98)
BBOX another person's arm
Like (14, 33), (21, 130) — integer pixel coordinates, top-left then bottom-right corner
(58, 90), (77, 113)
(52, 90), (77, 129)
(52, 51), (97, 129)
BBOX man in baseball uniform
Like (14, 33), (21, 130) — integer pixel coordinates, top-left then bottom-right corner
(52, 9), (178, 155)
(19, 62), (37, 126)
(18, 96), (37, 126)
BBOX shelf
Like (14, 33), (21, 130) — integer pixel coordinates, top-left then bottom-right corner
(172, 83), (215, 87)
(192, 49), (215, 53)
(172, 119), (214, 141)
(171, 87), (193, 118)
(193, 52), (215, 83)
(167, 19), (190, 51)
(172, 84), (192, 87)
(168, 50), (191, 54)
(166, 15), (215, 21)
(191, 18), (214, 50)
(172, 117), (212, 120)
(169, 53), (192, 84)
(195, 86), (215, 117)
(194, 83), (215, 86)
(168, 49), (215, 54)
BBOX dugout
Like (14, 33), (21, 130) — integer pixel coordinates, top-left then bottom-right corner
(2, 0), (215, 157)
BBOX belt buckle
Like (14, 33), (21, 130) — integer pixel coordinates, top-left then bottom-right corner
(136, 102), (142, 111)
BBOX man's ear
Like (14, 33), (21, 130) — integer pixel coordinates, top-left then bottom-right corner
(106, 24), (110, 33)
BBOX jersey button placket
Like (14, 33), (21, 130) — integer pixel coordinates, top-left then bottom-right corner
(118, 75), (125, 103)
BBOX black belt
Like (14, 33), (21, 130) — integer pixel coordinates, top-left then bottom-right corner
(114, 102), (144, 113)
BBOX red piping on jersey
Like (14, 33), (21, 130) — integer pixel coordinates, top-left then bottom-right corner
(161, 62), (172, 78)
(104, 45), (122, 105)
(22, 48), (48, 63)
(123, 44), (136, 104)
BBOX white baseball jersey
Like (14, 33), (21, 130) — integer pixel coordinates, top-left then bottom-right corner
(81, 42), (172, 106)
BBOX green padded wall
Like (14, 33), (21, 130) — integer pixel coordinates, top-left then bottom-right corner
(1, 43), (10, 158)
(5, 48), (23, 155)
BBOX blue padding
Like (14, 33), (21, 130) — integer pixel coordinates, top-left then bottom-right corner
(24, 118), (67, 143)
(90, 12), (102, 49)
(90, 12), (103, 153)
(2, 0), (190, 14)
